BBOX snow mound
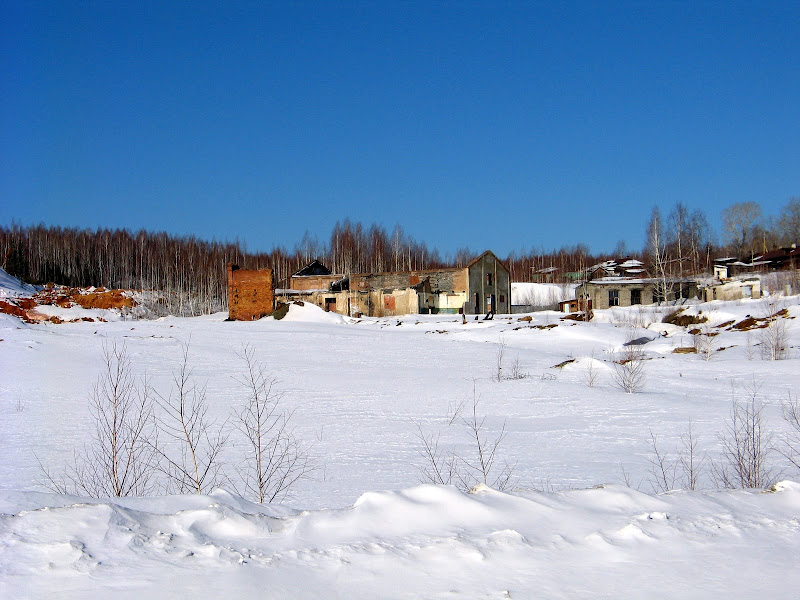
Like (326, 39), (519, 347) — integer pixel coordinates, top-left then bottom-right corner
(0, 267), (38, 298)
(276, 301), (348, 324)
(1, 483), (799, 598)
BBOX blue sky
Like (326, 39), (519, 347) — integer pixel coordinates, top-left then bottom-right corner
(2, 1), (798, 256)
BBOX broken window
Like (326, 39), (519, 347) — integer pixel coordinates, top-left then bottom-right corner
(486, 273), (493, 286)
(608, 289), (619, 306)
(630, 289), (641, 305)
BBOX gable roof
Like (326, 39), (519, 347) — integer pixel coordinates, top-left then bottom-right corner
(466, 250), (510, 273)
(292, 260), (332, 277)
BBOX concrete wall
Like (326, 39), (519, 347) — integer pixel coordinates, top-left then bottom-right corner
(227, 264), (274, 321)
(703, 279), (761, 301)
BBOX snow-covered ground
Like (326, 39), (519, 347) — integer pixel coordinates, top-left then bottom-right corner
(2, 269), (800, 598)
(511, 281), (577, 307)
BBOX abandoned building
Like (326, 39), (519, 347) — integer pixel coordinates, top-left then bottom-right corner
(574, 277), (700, 311)
(701, 277), (761, 302)
(276, 250), (511, 317)
(754, 245), (800, 272)
(227, 264), (274, 321)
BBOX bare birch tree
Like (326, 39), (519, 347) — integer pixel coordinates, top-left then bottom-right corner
(233, 345), (311, 503)
(154, 341), (228, 494)
(647, 207), (671, 303)
(39, 341), (158, 497)
(416, 383), (514, 491)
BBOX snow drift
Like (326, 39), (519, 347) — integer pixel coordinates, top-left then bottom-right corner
(1, 482), (799, 599)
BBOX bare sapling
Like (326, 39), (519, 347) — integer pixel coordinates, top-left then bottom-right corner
(39, 341), (158, 497)
(234, 344), (311, 503)
(154, 341), (228, 494)
(692, 324), (716, 361)
(508, 355), (529, 380)
(677, 421), (705, 491)
(646, 431), (677, 493)
(584, 351), (599, 388)
(780, 392), (800, 472)
(758, 300), (789, 360)
(416, 383), (515, 491)
(494, 335), (507, 382)
(462, 388), (514, 490)
(645, 422), (706, 493)
(612, 340), (646, 394)
(415, 423), (463, 487)
(712, 380), (778, 489)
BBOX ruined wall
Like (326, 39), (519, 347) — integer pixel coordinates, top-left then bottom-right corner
(289, 274), (343, 291)
(227, 264), (274, 321)
(351, 269), (465, 295)
(704, 279), (761, 302)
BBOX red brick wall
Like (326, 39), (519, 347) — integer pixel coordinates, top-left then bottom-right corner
(227, 264), (274, 321)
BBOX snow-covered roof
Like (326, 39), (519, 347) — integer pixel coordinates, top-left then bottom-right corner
(618, 259), (644, 268)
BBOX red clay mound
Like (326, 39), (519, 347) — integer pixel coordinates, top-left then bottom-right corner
(73, 290), (135, 310)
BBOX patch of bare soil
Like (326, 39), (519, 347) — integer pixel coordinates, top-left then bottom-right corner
(662, 309), (708, 327)
(0, 300), (35, 323)
(561, 313), (588, 322)
(673, 347), (698, 354)
(730, 317), (768, 331)
(553, 358), (576, 368)
(73, 289), (134, 310)
(0, 285), (136, 324)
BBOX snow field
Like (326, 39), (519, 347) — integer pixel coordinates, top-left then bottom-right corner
(2, 279), (800, 598)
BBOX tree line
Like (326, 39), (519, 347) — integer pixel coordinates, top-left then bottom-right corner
(0, 221), (614, 315)
(1, 198), (797, 316)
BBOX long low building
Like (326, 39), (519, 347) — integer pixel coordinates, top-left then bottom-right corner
(276, 250), (512, 317)
(575, 277), (700, 310)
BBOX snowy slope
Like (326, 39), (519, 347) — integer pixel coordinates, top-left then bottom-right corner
(2, 283), (800, 597)
(0, 267), (38, 298)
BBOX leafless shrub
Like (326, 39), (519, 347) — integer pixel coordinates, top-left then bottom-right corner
(781, 392), (800, 472)
(415, 423), (464, 487)
(619, 463), (638, 488)
(39, 341), (158, 497)
(646, 422), (706, 493)
(154, 341), (228, 494)
(712, 381), (778, 489)
(745, 330), (755, 361)
(692, 324), (716, 361)
(416, 383), (515, 491)
(494, 336), (507, 382)
(758, 300), (789, 360)
(678, 422), (705, 491)
(612, 344), (646, 393)
(508, 356), (529, 380)
(233, 345), (311, 503)
(646, 431), (678, 493)
(584, 351), (599, 388)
